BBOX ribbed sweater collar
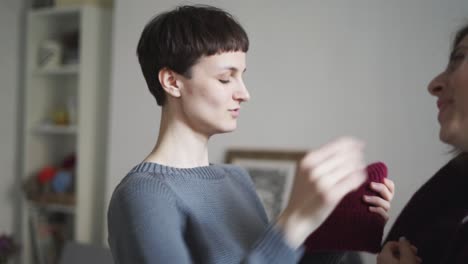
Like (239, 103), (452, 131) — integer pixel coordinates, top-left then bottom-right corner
(131, 161), (227, 179)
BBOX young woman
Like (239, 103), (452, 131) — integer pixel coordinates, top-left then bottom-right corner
(107, 5), (394, 263)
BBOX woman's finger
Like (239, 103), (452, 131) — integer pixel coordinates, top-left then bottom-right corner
(384, 178), (395, 197)
(311, 148), (364, 181)
(398, 237), (421, 263)
(370, 182), (393, 201)
(302, 137), (364, 166)
(364, 195), (391, 211)
(369, 206), (389, 221)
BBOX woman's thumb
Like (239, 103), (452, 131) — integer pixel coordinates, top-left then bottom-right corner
(398, 237), (421, 263)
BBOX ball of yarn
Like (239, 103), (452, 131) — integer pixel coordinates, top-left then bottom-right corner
(37, 166), (57, 184)
(51, 170), (73, 193)
(61, 153), (76, 169)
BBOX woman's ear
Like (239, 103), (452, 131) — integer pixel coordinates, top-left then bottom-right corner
(158, 68), (182, 98)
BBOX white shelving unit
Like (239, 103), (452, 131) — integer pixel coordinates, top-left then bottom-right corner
(20, 4), (112, 264)
(34, 124), (78, 135)
(34, 64), (80, 76)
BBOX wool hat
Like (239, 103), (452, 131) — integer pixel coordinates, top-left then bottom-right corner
(304, 162), (388, 253)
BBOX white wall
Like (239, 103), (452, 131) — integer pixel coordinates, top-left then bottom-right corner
(105, 0), (468, 262)
(0, 0), (23, 235)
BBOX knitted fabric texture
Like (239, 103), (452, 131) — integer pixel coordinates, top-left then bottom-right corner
(108, 162), (305, 264)
(304, 162), (388, 253)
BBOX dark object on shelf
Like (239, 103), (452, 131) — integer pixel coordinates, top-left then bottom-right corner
(31, 0), (55, 9)
(61, 31), (80, 65)
(61, 153), (76, 170)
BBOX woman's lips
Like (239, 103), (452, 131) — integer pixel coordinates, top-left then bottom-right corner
(437, 99), (453, 110)
(437, 99), (453, 122)
(229, 108), (240, 118)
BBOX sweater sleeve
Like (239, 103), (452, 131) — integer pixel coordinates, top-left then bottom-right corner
(242, 225), (304, 263)
(107, 174), (304, 264)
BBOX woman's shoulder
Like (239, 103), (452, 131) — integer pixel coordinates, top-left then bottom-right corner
(107, 168), (188, 240)
(110, 167), (178, 207)
(218, 164), (251, 182)
(423, 153), (468, 185)
(217, 164), (260, 192)
(218, 163), (249, 175)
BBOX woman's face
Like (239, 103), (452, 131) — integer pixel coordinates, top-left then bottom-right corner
(428, 35), (468, 151)
(177, 51), (250, 136)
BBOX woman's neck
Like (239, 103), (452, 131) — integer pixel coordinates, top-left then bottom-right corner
(144, 109), (210, 168)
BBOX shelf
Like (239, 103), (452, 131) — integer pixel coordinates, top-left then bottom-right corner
(35, 124), (78, 135)
(34, 64), (79, 76)
(21, 6), (112, 262)
(29, 6), (81, 17)
(29, 201), (76, 215)
(26, 193), (76, 214)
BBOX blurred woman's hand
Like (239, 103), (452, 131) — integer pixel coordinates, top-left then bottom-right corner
(276, 137), (367, 249)
(377, 238), (422, 264)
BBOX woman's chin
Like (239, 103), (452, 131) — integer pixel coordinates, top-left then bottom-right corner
(220, 126), (237, 134)
(439, 126), (463, 149)
(439, 128), (452, 145)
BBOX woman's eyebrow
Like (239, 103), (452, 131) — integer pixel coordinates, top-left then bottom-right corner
(452, 45), (468, 55)
(219, 66), (247, 73)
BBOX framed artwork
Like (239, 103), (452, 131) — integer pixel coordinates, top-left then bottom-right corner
(225, 150), (306, 220)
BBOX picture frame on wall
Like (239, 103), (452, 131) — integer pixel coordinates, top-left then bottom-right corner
(225, 150), (306, 221)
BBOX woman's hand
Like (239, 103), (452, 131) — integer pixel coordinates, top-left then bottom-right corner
(363, 178), (395, 221)
(377, 238), (421, 264)
(275, 137), (367, 249)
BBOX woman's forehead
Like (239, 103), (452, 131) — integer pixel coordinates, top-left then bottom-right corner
(194, 52), (247, 71)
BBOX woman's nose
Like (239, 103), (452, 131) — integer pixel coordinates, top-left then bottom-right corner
(427, 72), (446, 96)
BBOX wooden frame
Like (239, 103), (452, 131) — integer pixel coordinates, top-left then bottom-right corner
(225, 149), (306, 220)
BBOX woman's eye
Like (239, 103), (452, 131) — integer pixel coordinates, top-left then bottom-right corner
(219, 79), (230, 84)
(451, 53), (464, 61)
(447, 52), (465, 71)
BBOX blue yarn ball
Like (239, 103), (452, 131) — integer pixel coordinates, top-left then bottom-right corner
(52, 170), (73, 193)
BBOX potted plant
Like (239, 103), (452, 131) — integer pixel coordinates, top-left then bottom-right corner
(0, 234), (19, 264)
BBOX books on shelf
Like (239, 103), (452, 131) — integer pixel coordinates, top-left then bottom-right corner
(29, 206), (74, 264)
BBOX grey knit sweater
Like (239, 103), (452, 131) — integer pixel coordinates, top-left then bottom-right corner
(107, 162), (306, 263)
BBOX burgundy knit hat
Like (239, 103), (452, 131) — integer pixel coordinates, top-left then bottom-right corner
(304, 162), (388, 253)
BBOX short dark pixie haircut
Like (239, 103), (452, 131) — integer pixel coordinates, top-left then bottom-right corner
(137, 5), (249, 106)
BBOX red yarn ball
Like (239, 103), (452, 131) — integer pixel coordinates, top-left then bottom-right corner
(37, 166), (57, 184)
